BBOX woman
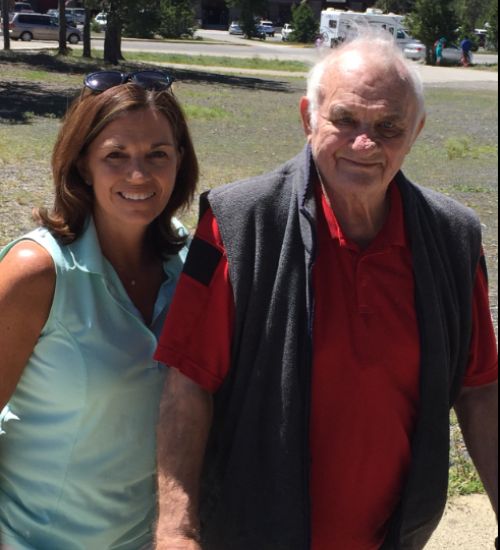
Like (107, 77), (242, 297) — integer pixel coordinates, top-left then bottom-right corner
(0, 70), (198, 549)
(435, 37), (446, 65)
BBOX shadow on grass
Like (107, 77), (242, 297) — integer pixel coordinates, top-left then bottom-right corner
(0, 50), (294, 122)
(0, 80), (78, 123)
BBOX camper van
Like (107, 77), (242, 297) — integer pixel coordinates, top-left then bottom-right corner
(320, 8), (414, 48)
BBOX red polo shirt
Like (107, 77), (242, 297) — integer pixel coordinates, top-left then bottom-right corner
(156, 183), (498, 550)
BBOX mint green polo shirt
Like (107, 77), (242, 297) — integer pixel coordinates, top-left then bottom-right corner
(0, 219), (186, 550)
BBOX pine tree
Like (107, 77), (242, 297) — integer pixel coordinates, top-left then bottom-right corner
(291, 0), (318, 43)
(406, 0), (459, 64)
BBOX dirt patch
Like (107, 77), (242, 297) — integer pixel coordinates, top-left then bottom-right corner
(427, 495), (497, 549)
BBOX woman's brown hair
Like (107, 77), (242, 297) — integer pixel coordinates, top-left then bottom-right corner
(35, 83), (199, 256)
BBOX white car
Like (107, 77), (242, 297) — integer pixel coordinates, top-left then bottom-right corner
(281, 23), (294, 41)
(94, 12), (107, 31)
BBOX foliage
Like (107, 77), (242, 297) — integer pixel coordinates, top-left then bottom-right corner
(291, 0), (318, 44)
(374, 0), (415, 13)
(406, 0), (459, 64)
(157, 0), (197, 39)
(486, 0), (498, 50)
(226, 0), (268, 38)
(123, 1), (161, 39)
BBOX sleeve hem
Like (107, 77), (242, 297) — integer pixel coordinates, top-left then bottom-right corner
(155, 345), (224, 394)
(463, 364), (498, 388)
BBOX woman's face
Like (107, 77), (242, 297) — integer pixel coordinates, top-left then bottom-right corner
(81, 107), (181, 233)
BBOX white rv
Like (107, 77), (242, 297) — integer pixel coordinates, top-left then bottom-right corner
(320, 8), (414, 48)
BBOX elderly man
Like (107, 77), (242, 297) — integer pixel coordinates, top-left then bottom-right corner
(154, 36), (498, 550)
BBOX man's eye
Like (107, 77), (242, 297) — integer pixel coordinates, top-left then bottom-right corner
(378, 122), (402, 136)
(335, 117), (355, 126)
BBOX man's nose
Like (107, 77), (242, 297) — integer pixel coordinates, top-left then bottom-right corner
(351, 133), (378, 152)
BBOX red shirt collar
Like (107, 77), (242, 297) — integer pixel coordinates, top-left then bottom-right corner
(315, 181), (408, 253)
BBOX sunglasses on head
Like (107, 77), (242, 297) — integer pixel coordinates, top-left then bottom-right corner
(84, 70), (175, 93)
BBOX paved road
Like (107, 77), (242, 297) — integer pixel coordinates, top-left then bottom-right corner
(3, 28), (497, 65)
(2, 30), (497, 85)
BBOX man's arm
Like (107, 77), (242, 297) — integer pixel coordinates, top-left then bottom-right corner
(454, 381), (498, 518)
(155, 368), (214, 549)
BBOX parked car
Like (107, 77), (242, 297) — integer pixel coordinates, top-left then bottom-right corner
(281, 23), (294, 41)
(45, 11), (78, 28)
(254, 24), (268, 40)
(66, 7), (85, 25)
(259, 20), (275, 37)
(403, 41), (426, 62)
(442, 44), (473, 65)
(13, 2), (34, 13)
(474, 29), (487, 48)
(9, 13), (82, 43)
(228, 21), (243, 35)
(94, 12), (107, 31)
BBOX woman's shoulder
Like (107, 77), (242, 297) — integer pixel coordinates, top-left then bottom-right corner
(0, 238), (56, 290)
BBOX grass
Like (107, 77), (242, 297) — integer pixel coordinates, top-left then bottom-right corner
(120, 51), (311, 73)
(0, 55), (497, 498)
(471, 63), (498, 72)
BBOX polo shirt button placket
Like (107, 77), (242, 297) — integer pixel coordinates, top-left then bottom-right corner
(356, 257), (371, 314)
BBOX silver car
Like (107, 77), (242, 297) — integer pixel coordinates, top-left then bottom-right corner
(403, 41), (427, 62)
(9, 12), (81, 43)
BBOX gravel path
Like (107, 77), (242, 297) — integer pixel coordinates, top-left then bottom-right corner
(427, 495), (497, 549)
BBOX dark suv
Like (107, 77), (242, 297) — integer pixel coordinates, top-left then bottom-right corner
(9, 13), (82, 43)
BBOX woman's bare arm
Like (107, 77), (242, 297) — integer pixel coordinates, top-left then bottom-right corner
(0, 241), (55, 410)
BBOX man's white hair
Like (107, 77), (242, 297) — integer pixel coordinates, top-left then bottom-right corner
(307, 32), (425, 130)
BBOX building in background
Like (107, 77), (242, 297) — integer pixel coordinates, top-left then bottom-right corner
(194, 0), (377, 28)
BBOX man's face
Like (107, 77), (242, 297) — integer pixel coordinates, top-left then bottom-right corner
(301, 53), (425, 197)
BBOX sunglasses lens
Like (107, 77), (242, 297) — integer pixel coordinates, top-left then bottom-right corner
(131, 71), (174, 91)
(84, 71), (124, 92)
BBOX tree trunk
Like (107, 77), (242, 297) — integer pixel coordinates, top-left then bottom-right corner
(82, 6), (92, 58)
(58, 0), (68, 56)
(104, 1), (124, 65)
(1, 0), (11, 51)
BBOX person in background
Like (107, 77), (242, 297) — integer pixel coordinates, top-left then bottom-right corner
(154, 35), (498, 550)
(0, 70), (198, 550)
(435, 36), (446, 64)
(460, 36), (474, 66)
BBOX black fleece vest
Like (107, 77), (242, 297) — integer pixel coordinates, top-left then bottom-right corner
(198, 146), (482, 550)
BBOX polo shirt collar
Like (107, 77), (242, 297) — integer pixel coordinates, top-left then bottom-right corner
(67, 217), (183, 282)
(67, 217), (107, 277)
(316, 179), (408, 252)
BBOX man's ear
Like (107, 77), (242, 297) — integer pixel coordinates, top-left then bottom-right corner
(408, 114), (426, 154)
(300, 96), (313, 137)
(415, 114), (426, 140)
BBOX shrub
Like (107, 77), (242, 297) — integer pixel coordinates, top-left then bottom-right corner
(158, 0), (197, 39)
